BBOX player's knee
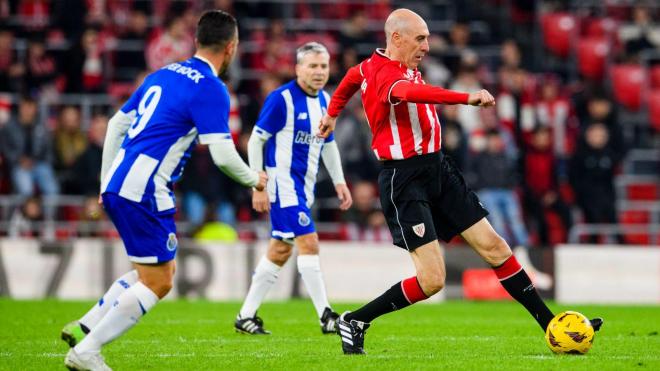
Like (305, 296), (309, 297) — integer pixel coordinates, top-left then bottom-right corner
(267, 246), (292, 266)
(418, 271), (445, 296)
(482, 235), (512, 266)
(141, 279), (172, 299)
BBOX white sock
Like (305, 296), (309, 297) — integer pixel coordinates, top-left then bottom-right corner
(79, 270), (138, 330)
(74, 282), (158, 354)
(239, 256), (281, 319)
(297, 254), (330, 318)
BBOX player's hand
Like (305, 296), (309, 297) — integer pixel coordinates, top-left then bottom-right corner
(467, 89), (496, 107)
(254, 171), (268, 192)
(317, 114), (337, 138)
(252, 188), (270, 213)
(335, 183), (353, 211)
(98, 194), (103, 205)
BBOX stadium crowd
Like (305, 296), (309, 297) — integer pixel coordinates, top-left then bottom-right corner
(0, 0), (658, 246)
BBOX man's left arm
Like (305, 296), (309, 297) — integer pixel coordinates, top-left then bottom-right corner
(390, 81), (496, 107)
(321, 140), (352, 210)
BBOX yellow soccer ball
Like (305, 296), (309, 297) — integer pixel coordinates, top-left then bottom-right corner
(545, 311), (595, 354)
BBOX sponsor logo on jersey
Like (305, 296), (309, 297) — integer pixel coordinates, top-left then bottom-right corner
(294, 130), (324, 145)
(166, 233), (178, 251)
(298, 212), (311, 227)
(163, 63), (205, 83)
(412, 223), (425, 237)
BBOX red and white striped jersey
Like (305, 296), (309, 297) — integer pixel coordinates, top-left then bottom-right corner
(359, 49), (442, 160)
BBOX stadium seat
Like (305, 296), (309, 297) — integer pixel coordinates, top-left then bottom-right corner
(626, 182), (658, 200)
(620, 210), (650, 224)
(577, 37), (609, 80)
(582, 17), (617, 39)
(541, 13), (577, 58)
(650, 66), (660, 89)
(611, 64), (645, 111)
(649, 89), (660, 132)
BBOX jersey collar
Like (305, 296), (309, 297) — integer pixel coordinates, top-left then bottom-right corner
(193, 54), (218, 77)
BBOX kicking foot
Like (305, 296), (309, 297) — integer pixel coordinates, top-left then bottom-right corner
(64, 348), (111, 371)
(590, 317), (604, 332)
(61, 321), (87, 348)
(320, 307), (339, 334)
(234, 315), (271, 335)
(337, 312), (370, 355)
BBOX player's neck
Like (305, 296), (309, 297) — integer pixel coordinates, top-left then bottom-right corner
(384, 47), (413, 69)
(194, 51), (222, 77)
(296, 79), (319, 97)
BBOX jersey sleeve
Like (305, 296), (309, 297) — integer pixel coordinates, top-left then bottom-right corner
(374, 61), (407, 104)
(190, 81), (233, 145)
(327, 65), (362, 117)
(119, 83), (145, 114)
(254, 91), (286, 135)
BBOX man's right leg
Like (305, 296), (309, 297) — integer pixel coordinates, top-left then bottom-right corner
(236, 239), (292, 334)
(62, 270), (139, 347)
(339, 241), (444, 354)
(66, 261), (173, 370)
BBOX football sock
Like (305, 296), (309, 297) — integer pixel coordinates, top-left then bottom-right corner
(346, 276), (428, 323)
(79, 270), (138, 330)
(239, 256), (281, 319)
(493, 255), (554, 330)
(297, 254), (330, 318)
(74, 282), (158, 355)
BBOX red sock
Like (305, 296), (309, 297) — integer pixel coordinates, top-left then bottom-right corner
(492, 256), (523, 281)
(401, 276), (428, 304)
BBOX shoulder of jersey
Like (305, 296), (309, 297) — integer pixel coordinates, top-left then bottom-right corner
(160, 60), (222, 89)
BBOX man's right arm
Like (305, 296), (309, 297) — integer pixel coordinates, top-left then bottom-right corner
(318, 64), (363, 138)
(100, 110), (133, 184)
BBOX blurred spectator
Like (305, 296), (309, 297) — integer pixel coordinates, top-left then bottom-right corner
(570, 123), (622, 239)
(533, 74), (576, 176)
(179, 145), (241, 228)
(16, 0), (49, 35)
(450, 60), (484, 134)
(240, 74), (281, 129)
(522, 126), (573, 246)
(341, 180), (390, 242)
(442, 22), (477, 76)
(145, 11), (194, 71)
(8, 196), (43, 238)
(334, 102), (380, 183)
(113, 8), (149, 81)
(0, 28), (23, 92)
(23, 36), (58, 95)
(618, 4), (660, 59)
(439, 105), (468, 171)
(249, 19), (293, 79)
(54, 105), (87, 194)
(69, 112), (107, 195)
(64, 28), (108, 93)
(50, 0), (87, 43)
(583, 92), (626, 156)
(338, 10), (376, 59)
(1, 96), (59, 197)
(467, 129), (529, 248)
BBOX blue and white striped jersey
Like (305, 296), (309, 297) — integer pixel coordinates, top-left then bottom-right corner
(101, 56), (233, 213)
(253, 80), (335, 208)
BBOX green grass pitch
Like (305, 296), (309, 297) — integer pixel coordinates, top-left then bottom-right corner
(1, 299), (658, 370)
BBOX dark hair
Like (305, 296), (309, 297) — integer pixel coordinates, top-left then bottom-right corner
(196, 10), (237, 51)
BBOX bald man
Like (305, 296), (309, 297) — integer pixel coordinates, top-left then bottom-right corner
(319, 9), (602, 355)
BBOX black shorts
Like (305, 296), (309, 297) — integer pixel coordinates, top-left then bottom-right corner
(378, 151), (489, 251)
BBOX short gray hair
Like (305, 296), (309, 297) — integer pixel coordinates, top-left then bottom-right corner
(296, 42), (329, 64)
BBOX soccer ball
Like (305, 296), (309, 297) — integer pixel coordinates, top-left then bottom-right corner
(545, 311), (595, 354)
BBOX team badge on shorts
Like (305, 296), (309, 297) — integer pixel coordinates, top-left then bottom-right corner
(412, 223), (425, 238)
(298, 212), (311, 227)
(166, 233), (178, 251)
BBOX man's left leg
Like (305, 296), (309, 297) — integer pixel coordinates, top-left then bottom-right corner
(295, 232), (338, 333)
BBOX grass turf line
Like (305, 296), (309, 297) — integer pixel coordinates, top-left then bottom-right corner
(0, 299), (658, 370)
